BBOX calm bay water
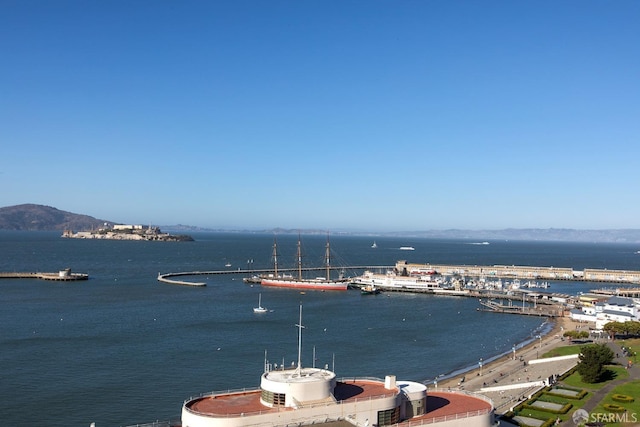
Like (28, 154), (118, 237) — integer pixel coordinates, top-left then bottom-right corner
(1, 231), (639, 426)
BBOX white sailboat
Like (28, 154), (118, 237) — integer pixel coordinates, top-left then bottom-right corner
(371, 241), (377, 248)
(253, 293), (268, 313)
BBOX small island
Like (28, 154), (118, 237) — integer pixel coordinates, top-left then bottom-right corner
(62, 224), (194, 241)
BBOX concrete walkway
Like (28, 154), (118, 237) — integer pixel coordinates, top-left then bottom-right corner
(433, 320), (639, 423)
(435, 332), (579, 414)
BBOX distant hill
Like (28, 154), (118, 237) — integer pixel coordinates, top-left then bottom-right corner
(366, 228), (640, 243)
(0, 204), (111, 231)
(2, 204), (639, 243)
(162, 226), (640, 243)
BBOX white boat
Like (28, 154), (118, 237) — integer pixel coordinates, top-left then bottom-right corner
(260, 236), (349, 291)
(360, 283), (380, 295)
(399, 246), (415, 250)
(353, 270), (457, 292)
(178, 305), (495, 427)
(371, 241), (377, 248)
(253, 293), (268, 313)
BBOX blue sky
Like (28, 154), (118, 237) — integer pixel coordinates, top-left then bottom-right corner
(1, 1), (638, 231)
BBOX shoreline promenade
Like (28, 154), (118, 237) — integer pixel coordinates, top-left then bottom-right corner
(434, 316), (579, 413)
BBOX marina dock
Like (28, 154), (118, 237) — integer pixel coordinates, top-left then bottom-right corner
(156, 261), (640, 320)
(477, 299), (565, 317)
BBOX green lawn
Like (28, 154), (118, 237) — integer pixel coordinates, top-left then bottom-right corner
(508, 388), (590, 425)
(616, 337), (640, 351)
(590, 380), (640, 427)
(541, 344), (584, 358)
(513, 407), (555, 423)
(615, 337), (640, 364)
(504, 339), (640, 426)
(562, 366), (629, 390)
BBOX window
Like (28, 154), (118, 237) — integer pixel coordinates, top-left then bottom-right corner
(261, 389), (286, 406)
(377, 407), (400, 426)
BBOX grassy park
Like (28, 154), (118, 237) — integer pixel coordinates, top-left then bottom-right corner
(504, 338), (640, 427)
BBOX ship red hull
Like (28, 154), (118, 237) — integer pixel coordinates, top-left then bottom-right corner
(260, 278), (348, 291)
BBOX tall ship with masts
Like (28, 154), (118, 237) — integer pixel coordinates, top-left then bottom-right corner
(260, 236), (350, 291)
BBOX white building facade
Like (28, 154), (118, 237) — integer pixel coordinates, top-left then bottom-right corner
(570, 296), (640, 330)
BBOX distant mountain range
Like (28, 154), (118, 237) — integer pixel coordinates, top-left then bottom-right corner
(1, 204), (639, 243)
(364, 228), (640, 243)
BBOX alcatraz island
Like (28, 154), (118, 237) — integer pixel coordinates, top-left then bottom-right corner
(62, 224), (194, 241)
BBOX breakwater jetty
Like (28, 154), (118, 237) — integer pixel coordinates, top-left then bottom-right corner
(395, 261), (640, 284)
(0, 269), (88, 281)
(157, 273), (206, 287)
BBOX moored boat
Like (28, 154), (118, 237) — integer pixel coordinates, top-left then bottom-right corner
(361, 283), (380, 295)
(260, 236), (350, 291)
(353, 270), (469, 295)
(261, 276), (349, 291)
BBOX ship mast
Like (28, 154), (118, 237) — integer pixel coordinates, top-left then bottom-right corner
(271, 237), (278, 277)
(294, 304), (305, 375)
(296, 233), (302, 280)
(324, 235), (331, 280)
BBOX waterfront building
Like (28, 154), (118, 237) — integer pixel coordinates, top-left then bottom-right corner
(181, 367), (495, 427)
(113, 224), (145, 230)
(181, 306), (494, 427)
(569, 296), (640, 329)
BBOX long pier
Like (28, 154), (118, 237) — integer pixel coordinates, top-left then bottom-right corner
(588, 287), (640, 298)
(395, 261), (640, 284)
(0, 270), (88, 281)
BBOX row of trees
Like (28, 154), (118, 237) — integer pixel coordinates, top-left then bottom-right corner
(562, 330), (589, 340)
(602, 320), (640, 338)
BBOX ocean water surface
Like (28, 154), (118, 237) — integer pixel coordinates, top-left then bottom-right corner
(1, 231), (638, 426)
